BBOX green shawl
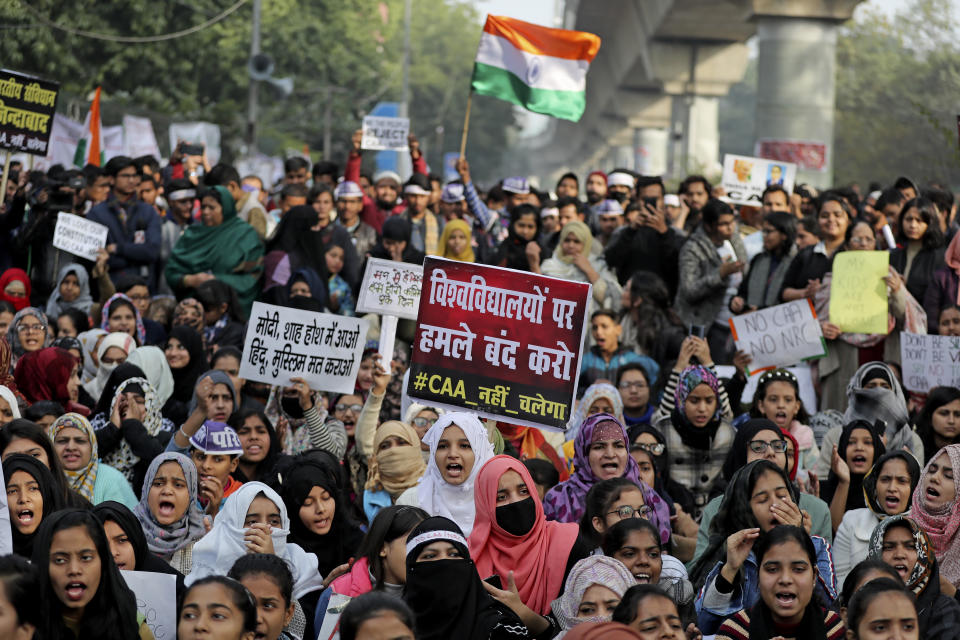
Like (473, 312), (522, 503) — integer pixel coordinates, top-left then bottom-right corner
(165, 185), (263, 315)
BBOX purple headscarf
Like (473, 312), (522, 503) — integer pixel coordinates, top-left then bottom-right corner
(100, 293), (146, 345)
(543, 413), (669, 537)
(673, 365), (722, 422)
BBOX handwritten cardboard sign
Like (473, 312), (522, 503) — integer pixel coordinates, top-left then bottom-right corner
(121, 571), (176, 640)
(729, 299), (826, 374)
(0, 69), (59, 155)
(361, 115), (409, 151)
(356, 257), (423, 320)
(53, 212), (109, 261)
(829, 251), (889, 335)
(900, 331), (960, 393)
(720, 153), (798, 206)
(239, 302), (369, 393)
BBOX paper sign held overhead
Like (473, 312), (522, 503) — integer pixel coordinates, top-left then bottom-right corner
(407, 257), (591, 432)
(899, 331), (960, 393)
(239, 302), (369, 394)
(361, 116), (409, 151)
(829, 251), (889, 335)
(729, 299), (826, 375)
(720, 153), (798, 207)
(53, 213), (109, 261)
(356, 258), (423, 320)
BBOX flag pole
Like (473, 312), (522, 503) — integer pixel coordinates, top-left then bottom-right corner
(459, 92), (473, 158)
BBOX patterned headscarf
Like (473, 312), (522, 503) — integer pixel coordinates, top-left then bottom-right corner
(100, 293), (146, 345)
(909, 444), (960, 583)
(47, 413), (99, 502)
(134, 452), (206, 556)
(550, 556), (636, 630)
(674, 365), (722, 421)
(543, 413), (645, 523)
(103, 377), (164, 481)
(173, 297), (205, 333)
(567, 382), (624, 441)
(869, 515), (933, 596)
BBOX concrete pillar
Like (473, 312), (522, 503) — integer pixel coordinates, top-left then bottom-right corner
(633, 127), (669, 176)
(668, 94), (719, 179)
(754, 17), (837, 187)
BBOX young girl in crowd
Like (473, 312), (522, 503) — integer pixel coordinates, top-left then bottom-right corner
(611, 584), (691, 639)
(731, 211), (797, 313)
(314, 505), (428, 636)
(844, 579), (919, 640)
(33, 509), (147, 640)
(55, 309), (91, 338)
(195, 279), (247, 354)
(0, 554), (40, 640)
(228, 554), (298, 640)
(891, 196), (946, 307)
(867, 515), (960, 639)
(544, 413), (642, 523)
(915, 386), (960, 463)
(323, 241), (356, 316)
(48, 412), (138, 508)
(397, 412), (495, 536)
(0, 418), (88, 507)
(163, 325), (207, 425)
(126, 345), (175, 409)
(567, 382), (624, 442)
(133, 452), (207, 574)
(101, 376), (171, 489)
(627, 424), (695, 516)
(939, 304), (960, 335)
(45, 264), (93, 319)
(8, 307), (52, 364)
(748, 368), (817, 471)
(470, 455), (585, 619)
(821, 419), (886, 531)
(0, 269), (29, 312)
(581, 478), (671, 552)
(713, 526), (844, 640)
(178, 575), (258, 640)
(909, 444), (960, 585)
(438, 218), (475, 262)
(495, 204), (542, 272)
(92, 500), (184, 580)
(338, 592), (417, 640)
(550, 556), (636, 632)
(540, 220), (622, 315)
(100, 293), (146, 345)
(833, 450), (920, 587)
(16, 346), (88, 416)
(229, 408), (284, 483)
(83, 332), (136, 401)
(363, 421), (426, 521)
(5, 452), (64, 557)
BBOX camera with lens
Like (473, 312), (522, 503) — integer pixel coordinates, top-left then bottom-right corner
(31, 174), (84, 213)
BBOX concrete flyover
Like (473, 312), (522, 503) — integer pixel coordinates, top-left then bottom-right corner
(526, 0), (863, 189)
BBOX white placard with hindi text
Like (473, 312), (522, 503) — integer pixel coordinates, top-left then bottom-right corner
(729, 299), (826, 375)
(356, 257), (423, 320)
(121, 571), (176, 640)
(239, 302), (369, 393)
(721, 153), (798, 207)
(52, 212), (108, 261)
(361, 116), (409, 151)
(900, 331), (960, 393)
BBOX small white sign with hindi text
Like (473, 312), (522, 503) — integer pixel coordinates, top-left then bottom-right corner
(361, 116), (409, 151)
(356, 257), (423, 320)
(52, 212), (108, 261)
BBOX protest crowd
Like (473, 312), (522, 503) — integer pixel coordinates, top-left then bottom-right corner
(2, 18), (960, 640)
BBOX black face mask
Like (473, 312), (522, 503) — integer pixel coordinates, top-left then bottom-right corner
(496, 497), (536, 536)
(281, 395), (305, 420)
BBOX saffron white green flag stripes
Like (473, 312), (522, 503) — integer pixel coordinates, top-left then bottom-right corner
(471, 15), (601, 122)
(73, 86), (103, 167)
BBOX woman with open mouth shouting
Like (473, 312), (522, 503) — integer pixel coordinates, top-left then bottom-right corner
(32, 509), (146, 640)
(396, 411), (495, 537)
(834, 451), (921, 589)
(909, 443), (960, 587)
(821, 419), (886, 532)
(133, 451), (207, 575)
(4, 452), (63, 558)
(867, 515), (960, 640)
(689, 460), (837, 635)
(714, 526), (845, 640)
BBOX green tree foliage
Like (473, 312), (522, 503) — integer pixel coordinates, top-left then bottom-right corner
(0, 0), (515, 181)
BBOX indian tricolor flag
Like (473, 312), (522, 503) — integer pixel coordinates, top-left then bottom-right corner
(471, 15), (601, 122)
(73, 86), (104, 167)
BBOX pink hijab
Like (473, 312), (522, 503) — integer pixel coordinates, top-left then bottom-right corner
(946, 232), (960, 305)
(468, 455), (579, 615)
(909, 443), (960, 583)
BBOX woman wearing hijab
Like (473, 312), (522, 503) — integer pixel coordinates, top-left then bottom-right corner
(133, 451), (207, 574)
(819, 419), (886, 531)
(0, 268), (29, 312)
(925, 229), (960, 328)
(4, 452), (64, 558)
(173, 297), (205, 334)
(470, 456), (586, 618)
(82, 331), (136, 401)
(544, 413), (641, 523)
(15, 346), (89, 416)
(435, 218), (476, 262)
(494, 204), (543, 273)
(7, 306), (52, 363)
(47, 412), (137, 509)
(276, 456), (364, 579)
(403, 515), (534, 640)
(126, 345), (175, 408)
(93, 500), (184, 579)
(78, 327), (107, 383)
(551, 556), (637, 632)
(833, 451), (921, 588)
(540, 220), (621, 316)
(653, 364), (735, 517)
(163, 325), (208, 426)
(45, 263), (93, 318)
(396, 412), (496, 536)
(266, 203), (361, 290)
(186, 481), (326, 597)
(909, 443), (960, 582)
(363, 421), (427, 522)
(0, 384), (19, 422)
(100, 292), (146, 345)
(165, 185), (264, 315)
(568, 382), (624, 442)
(0, 419), (89, 509)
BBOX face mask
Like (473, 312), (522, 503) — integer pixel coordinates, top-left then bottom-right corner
(281, 395), (304, 420)
(495, 497), (536, 536)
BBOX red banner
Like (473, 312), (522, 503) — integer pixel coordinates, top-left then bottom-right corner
(755, 139), (827, 172)
(407, 257), (591, 431)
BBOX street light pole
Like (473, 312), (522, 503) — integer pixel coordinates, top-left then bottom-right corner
(247, 0), (262, 154)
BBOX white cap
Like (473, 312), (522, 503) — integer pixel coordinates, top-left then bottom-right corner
(540, 206), (559, 218)
(334, 180), (364, 200)
(607, 171), (635, 188)
(664, 194), (680, 207)
(596, 199), (624, 216)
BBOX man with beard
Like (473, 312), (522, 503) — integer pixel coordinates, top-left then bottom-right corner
(679, 174), (711, 234)
(345, 129), (427, 233)
(585, 170), (607, 209)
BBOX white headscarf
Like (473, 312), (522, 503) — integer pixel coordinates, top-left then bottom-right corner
(78, 329), (107, 383)
(0, 385), (20, 420)
(185, 481), (326, 599)
(82, 332), (136, 401)
(126, 346), (175, 406)
(415, 412), (494, 537)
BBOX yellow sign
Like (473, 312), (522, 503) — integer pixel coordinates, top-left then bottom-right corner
(829, 251), (889, 334)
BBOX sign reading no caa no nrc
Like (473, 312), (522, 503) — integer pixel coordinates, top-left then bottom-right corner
(407, 257), (591, 431)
